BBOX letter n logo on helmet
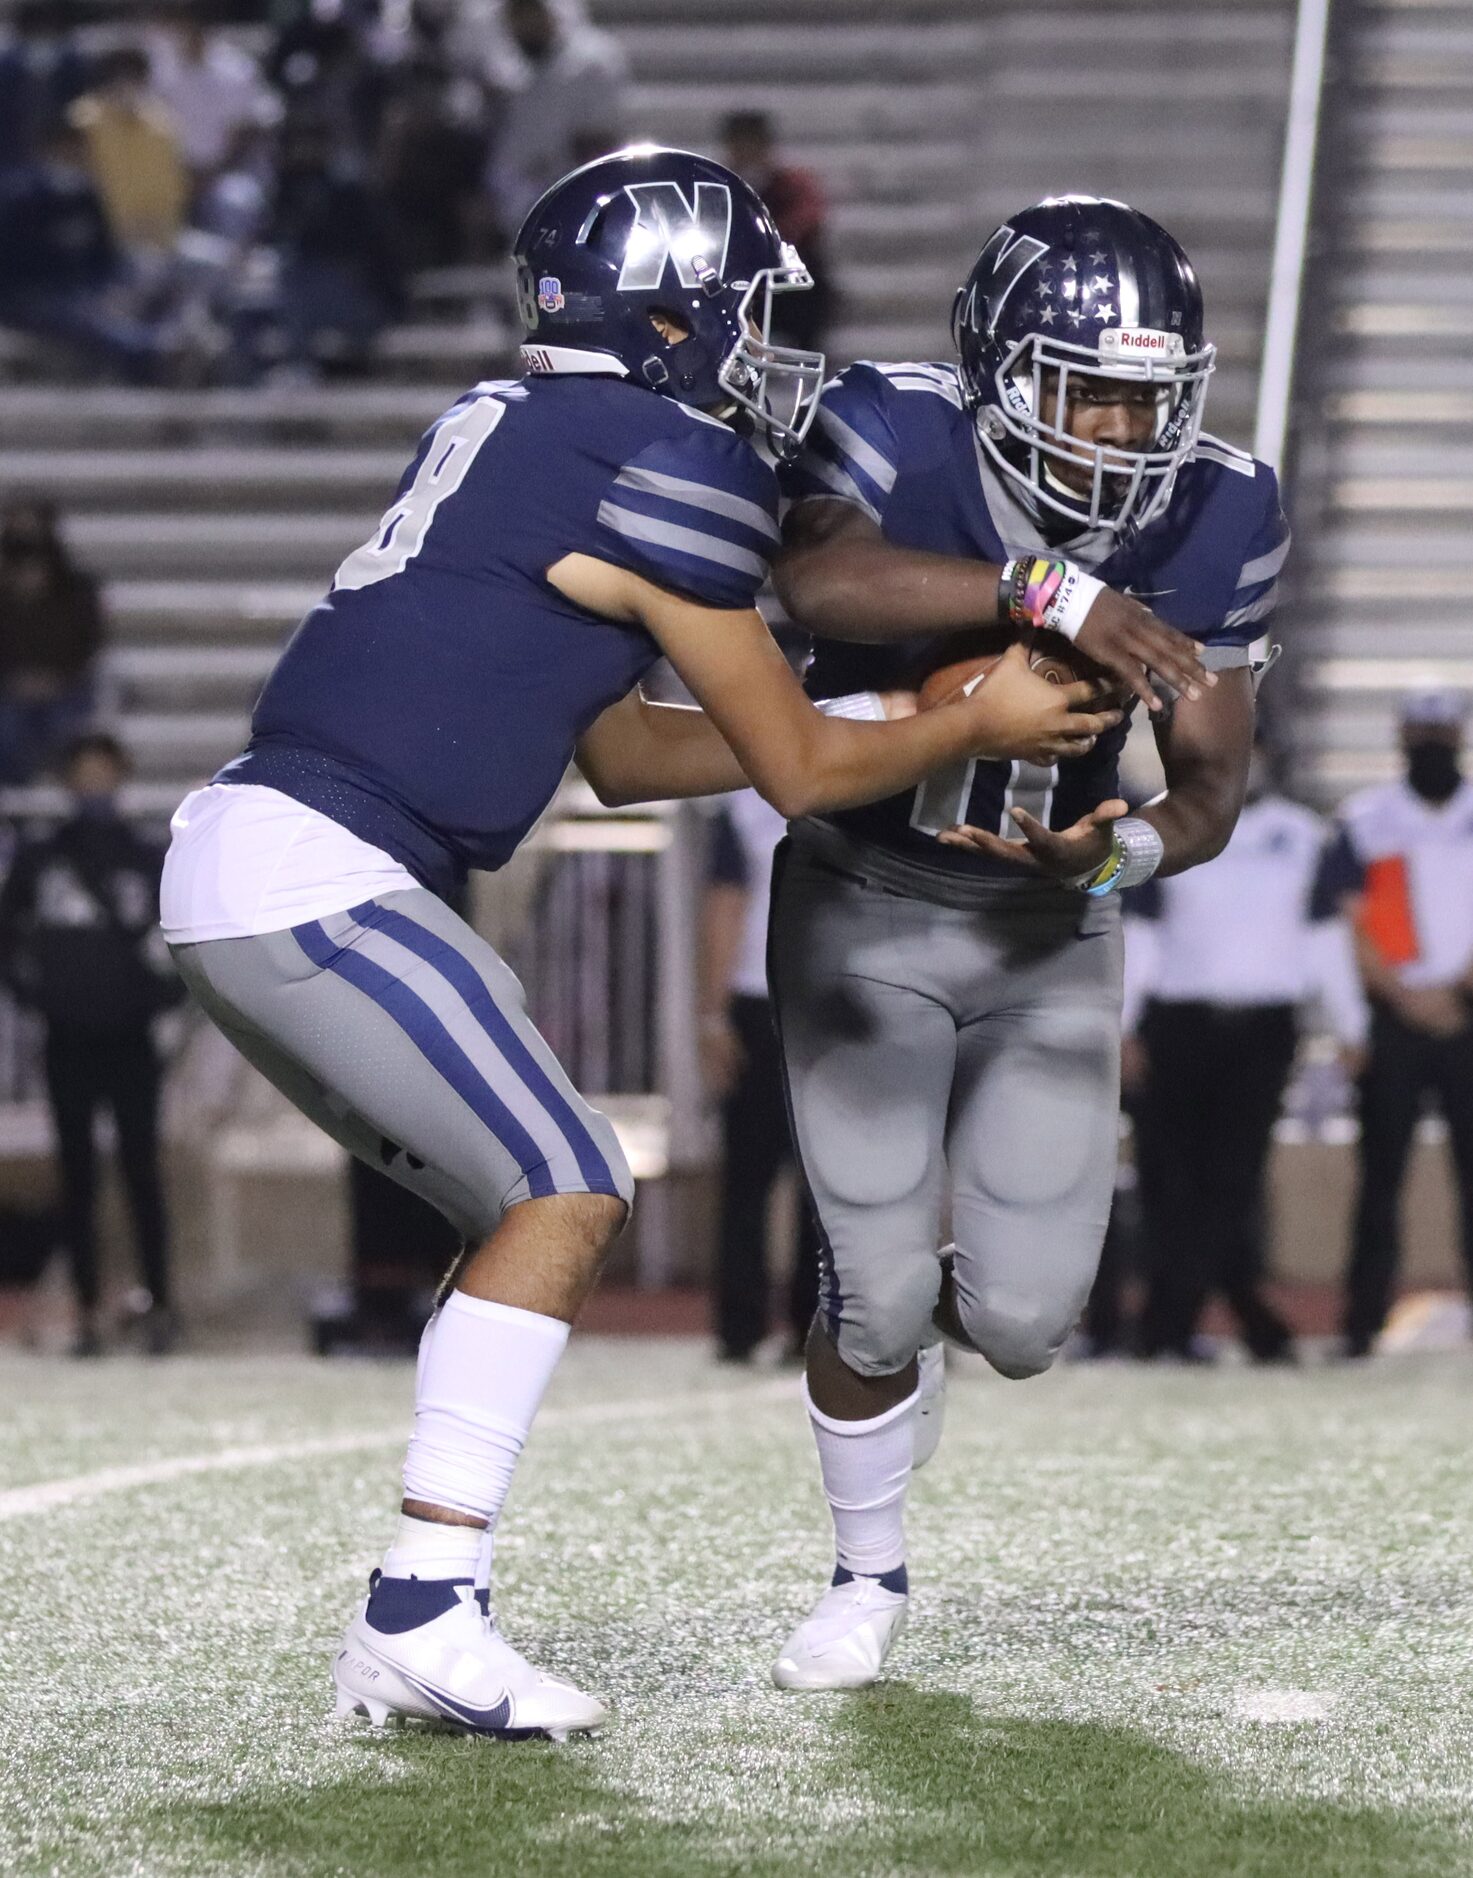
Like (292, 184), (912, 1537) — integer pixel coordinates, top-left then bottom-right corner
(617, 181), (734, 292)
(960, 224), (1050, 336)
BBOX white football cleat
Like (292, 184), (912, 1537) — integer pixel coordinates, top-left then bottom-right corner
(333, 1573), (607, 1741)
(772, 1571), (909, 1691)
(913, 1340), (946, 1470)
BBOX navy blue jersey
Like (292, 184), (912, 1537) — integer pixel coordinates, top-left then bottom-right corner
(222, 375), (779, 894)
(781, 360), (1289, 881)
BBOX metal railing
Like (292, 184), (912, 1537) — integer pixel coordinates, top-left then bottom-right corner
(1253, 0), (1335, 480)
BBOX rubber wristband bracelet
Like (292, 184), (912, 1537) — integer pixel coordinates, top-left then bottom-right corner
(1073, 838), (1124, 896)
(998, 556), (1105, 643)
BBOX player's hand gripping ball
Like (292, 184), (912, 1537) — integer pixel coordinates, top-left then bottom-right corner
(916, 627), (1128, 713)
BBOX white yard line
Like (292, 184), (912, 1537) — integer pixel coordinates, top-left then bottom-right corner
(1235, 1689), (1337, 1723)
(0, 1377), (801, 1521)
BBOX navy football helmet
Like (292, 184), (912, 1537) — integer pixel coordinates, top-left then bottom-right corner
(952, 195), (1215, 536)
(513, 145), (825, 458)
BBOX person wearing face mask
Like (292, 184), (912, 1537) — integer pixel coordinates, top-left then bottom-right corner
(1319, 689), (1473, 1357)
(1120, 740), (1367, 1361)
(0, 498), (106, 785)
(0, 734), (182, 1355)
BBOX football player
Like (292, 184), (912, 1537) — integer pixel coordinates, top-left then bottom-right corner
(159, 151), (1126, 1740)
(768, 195), (1287, 1689)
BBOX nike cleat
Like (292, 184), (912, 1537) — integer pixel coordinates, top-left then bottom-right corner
(913, 1340), (946, 1470)
(333, 1572), (607, 1741)
(772, 1567), (909, 1692)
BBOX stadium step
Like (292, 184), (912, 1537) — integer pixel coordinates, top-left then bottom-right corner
(0, 449), (405, 511)
(1288, 0), (1473, 796)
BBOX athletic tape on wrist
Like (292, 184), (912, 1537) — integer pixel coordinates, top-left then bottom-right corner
(817, 691), (888, 723)
(998, 556), (1105, 644)
(1077, 816), (1164, 897)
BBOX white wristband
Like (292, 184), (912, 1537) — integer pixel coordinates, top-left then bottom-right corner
(1000, 556), (1105, 644)
(817, 691), (887, 723)
(1040, 564), (1105, 643)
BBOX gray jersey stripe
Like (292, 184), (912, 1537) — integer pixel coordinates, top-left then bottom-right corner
(1201, 643), (1252, 669)
(799, 457), (882, 522)
(1224, 587), (1277, 629)
(343, 916), (586, 1185)
(1235, 537), (1291, 588)
(817, 407), (899, 494)
(597, 501), (768, 581)
(612, 465), (780, 542)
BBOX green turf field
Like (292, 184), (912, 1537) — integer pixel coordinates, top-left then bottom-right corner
(2, 1339), (1471, 1878)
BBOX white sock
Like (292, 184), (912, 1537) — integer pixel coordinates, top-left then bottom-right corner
(381, 1513), (483, 1581)
(391, 1291), (569, 1577)
(804, 1380), (917, 1580)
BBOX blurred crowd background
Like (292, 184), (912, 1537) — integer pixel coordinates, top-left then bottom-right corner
(0, 0), (1468, 1370)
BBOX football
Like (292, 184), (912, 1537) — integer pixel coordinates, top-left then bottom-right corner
(916, 627), (1127, 712)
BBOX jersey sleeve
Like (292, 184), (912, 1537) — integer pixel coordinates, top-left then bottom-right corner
(594, 425), (780, 610)
(1211, 461), (1291, 651)
(778, 363), (902, 525)
(1309, 824), (1365, 918)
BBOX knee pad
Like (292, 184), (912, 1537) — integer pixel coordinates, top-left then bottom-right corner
(833, 1247), (943, 1378)
(955, 1280), (1078, 1381)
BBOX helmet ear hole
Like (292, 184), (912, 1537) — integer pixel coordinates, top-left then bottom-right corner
(647, 306), (691, 343)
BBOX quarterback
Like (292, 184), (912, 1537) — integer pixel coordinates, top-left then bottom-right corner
(158, 151), (1129, 1739)
(769, 196), (1288, 1689)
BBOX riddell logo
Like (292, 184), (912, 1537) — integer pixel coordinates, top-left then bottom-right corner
(1104, 327), (1183, 358)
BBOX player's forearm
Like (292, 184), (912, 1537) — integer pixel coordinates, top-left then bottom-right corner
(781, 697), (1004, 819)
(776, 536), (1001, 643)
(575, 696), (750, 806)
(1142, 671), (1253, 877)
(1136, 783), (1241, 878)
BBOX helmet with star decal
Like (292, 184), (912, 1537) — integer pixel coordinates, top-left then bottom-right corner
(951, 195), (1215, 538)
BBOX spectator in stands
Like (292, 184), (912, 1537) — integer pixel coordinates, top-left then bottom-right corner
(483, 0), (627, 238)
(701, 792), (821, 1364)
(377, 55), (489, 272)
(1323, 689), (1473, 1357)
(270, 109), (404, 377)
(268, 0), (392, 159)
(69, 48), (190, 264)
(0, 498), (105, 785)
(0, 733), (182, 1357)
(0, 0), (91, 173)
(146, 6), (277, 191)
(1124, 742), (1367, 1363)
(721, 110), (835, 355)
(0, 123), (168, 383)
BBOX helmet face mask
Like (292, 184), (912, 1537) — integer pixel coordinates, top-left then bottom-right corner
(954, 195), (1216, 537)
(513, 148), (825, 459)
(982, 327), (1215, 533)
(715, 250), (826, 457)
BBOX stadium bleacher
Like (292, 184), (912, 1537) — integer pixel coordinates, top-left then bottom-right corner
(1293, 0), (1473, 794)
(0, 0), (1306, 813)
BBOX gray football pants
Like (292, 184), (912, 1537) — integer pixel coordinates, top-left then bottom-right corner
(170, 889), (633, 1248)
(768, 842), (1123, 1380)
